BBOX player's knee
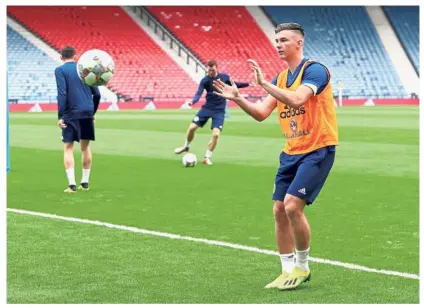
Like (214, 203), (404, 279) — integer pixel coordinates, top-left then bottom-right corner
(212, 128), (221, 138)
(64, 142), (74, 151)
(273, 200), (286, 217)
(189, 124), (198, 132)
(284, 196), (304, 219)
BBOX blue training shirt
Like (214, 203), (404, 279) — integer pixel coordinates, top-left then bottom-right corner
(55, 61), (101, 120)
(192, 72), (250, 112)
(271, 58), (329, 95)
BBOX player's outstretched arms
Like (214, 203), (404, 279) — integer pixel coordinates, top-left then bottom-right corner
(213, 79), (276, 122)
(248, 59), (313, 108)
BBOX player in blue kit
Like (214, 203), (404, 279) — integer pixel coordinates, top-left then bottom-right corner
(174, 59), (253, 165)
(55, 46), (101, 193)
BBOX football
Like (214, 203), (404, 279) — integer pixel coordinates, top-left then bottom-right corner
(77, 49), (115, 86)
(182, 153), (197, 167)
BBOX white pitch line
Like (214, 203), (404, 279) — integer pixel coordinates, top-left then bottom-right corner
(7, 208), (419, 280)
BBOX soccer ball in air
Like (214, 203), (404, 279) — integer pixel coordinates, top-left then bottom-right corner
(77, 49), (115, 86)
(182, 153), (197, 167)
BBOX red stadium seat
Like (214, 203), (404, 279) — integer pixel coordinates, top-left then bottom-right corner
(148, 6), (287, 97)
(8, 6), (198, 100)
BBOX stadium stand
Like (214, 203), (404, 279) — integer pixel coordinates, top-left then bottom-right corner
(7, 6), (198, 101)
(7, 6), (418, 101)
(7, 25), (58, 102)
(262, 6), (408, 98)
(383, 6), (419, 75)
(147, 6), (286, 97)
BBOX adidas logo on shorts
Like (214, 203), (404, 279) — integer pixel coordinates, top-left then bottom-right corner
(298, 188), (306, 195)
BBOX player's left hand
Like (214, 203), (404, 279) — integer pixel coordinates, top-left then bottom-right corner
(248, 59), (266, 86)
(58, 119), (67, 129)
(213, 78), (240, 101)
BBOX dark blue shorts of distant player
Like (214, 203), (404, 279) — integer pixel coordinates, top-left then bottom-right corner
(272, 145), (336, 205)
(192, 108), (225, 131)
(62, 118), (95, 143)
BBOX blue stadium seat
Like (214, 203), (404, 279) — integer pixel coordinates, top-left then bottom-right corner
(262, 6), (408, 98)
(383, 6), (419, 74)
(7, 25), (58, 102)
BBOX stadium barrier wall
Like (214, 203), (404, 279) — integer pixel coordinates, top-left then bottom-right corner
(8, 99), (419, 112)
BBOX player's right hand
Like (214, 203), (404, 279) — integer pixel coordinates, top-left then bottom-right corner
(247, 59), (266, 86)
(58, 119), (67, 129)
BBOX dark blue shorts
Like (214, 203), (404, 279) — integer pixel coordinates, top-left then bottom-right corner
(272, 146), (336, 205)
(192, 108), (225, 131)
(62, 118), (95, 143)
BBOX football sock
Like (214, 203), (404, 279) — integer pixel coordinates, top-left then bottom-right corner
(295, 248), (310, 272)
(66, 168), (76, 186)
(81, 169), (91, 184)
(280, 253), (295, 274)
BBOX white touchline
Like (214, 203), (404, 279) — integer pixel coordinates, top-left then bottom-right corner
(7, 208), (419, 281)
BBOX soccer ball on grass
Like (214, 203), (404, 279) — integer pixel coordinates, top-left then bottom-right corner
(182, 153), (197, 167)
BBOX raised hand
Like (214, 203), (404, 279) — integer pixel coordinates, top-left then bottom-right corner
(213, 78), (240, 101)
(247, 59), (266, 86)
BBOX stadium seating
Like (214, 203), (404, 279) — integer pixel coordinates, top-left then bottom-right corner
(147, 6), (287, 97)
(262, 6), (408, 98)
(7, 6), (416, 101)
(7, 25), (58, 102)
(7, 6), (198, 100)
(383, 6), (419, 74)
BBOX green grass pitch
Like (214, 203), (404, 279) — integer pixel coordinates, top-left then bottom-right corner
(7, 107), (419, 303)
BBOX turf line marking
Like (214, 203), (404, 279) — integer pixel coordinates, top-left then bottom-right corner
(8, 208), (419, 280)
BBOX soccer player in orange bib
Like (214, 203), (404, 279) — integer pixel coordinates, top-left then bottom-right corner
(213, 22), (339, 290)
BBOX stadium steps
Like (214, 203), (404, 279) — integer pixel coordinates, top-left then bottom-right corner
(146, 6), (287, 98)
(244, 6), (276, 47)
(383, 6), (419, 76)
(123, 6), (207, 84)
(365, 6), (419, 96)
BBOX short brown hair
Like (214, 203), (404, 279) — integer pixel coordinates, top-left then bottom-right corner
(275, 23), (305, 37)
(61, 46), (76, 60)
(207, 59), (217, 67)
